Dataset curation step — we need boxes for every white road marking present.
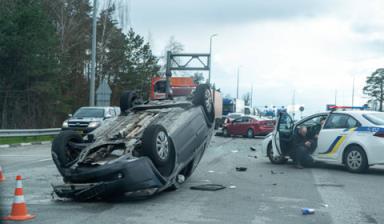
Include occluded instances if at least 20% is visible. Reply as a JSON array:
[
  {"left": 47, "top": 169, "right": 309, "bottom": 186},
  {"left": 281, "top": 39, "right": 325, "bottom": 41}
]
[{"left": 38, "top": 158, "right": 51, "bottom": 162}]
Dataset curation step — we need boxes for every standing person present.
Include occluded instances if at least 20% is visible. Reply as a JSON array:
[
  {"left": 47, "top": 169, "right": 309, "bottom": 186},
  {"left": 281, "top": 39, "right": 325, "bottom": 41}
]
[{"left": 293, "top": 126, "right": 315, "bottom": 169}]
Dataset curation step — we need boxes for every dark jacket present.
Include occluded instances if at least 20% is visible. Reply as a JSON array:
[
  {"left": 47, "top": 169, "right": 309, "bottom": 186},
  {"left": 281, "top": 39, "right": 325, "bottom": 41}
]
[{"left": 294, "top": 133, "right": 317, "bottom": 154}]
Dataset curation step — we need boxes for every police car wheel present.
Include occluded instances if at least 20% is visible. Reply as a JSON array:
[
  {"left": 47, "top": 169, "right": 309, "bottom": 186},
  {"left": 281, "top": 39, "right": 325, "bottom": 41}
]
[
  {"left": 267, "top": 142, "right": 287, "bottom": 164},
  {"left": 344, "top": 146, "right": 368, "bottom": 173}
]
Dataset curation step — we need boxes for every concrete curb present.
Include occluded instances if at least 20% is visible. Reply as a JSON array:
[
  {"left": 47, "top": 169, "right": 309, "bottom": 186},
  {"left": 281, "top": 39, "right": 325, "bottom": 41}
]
[{"left": 0, "top": 141, "right": 51, "bottom": 148}]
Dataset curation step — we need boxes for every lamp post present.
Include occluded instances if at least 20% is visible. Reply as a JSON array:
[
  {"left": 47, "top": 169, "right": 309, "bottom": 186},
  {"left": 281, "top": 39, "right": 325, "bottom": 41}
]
[
  {"left": 89, "top": 0, "right": 97, "bottom": 106},
  {"left": 208, "top": 34, "right": 218, "bottom": 84}
]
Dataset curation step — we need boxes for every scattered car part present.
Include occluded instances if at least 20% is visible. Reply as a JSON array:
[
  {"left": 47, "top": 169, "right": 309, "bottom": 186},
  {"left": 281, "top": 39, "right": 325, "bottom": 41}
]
[
  {"left": 235, "top": 167, "right": 247, "bottom": 172},
  {"left": 190, "top": 184, "right": 226, "bottom": 191}
]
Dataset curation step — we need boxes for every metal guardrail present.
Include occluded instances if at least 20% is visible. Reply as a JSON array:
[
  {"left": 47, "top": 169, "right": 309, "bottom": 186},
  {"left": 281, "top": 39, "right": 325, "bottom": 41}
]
[{"left": 0, "top": 128, "right": 61, "bottom": 137}]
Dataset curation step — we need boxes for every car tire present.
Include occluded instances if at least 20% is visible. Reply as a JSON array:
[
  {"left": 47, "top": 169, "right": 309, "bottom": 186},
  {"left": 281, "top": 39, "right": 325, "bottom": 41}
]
[
  {"left": 343, "top": 145, "right": 368, "bottom": 173},
  {"left": 267, "top": 142, "right": 287, "bottom": 164},
  {"left": 247, "top": 129, "right": 254, "bottom": 138},
  {"left": 52, "top": 131, "right": 83, "bottom": 169},
  {"left": 193, "top": 84, "right": 214, "bottom": 125},
  {"left": 223, "top": 128, "right": 229, "bottom": 137},
  {"left": 120, "top": 91, "right": 138, "bottom": 113},
  {"left": 142, "top": 125, "right": 173, "bottom": 168}
]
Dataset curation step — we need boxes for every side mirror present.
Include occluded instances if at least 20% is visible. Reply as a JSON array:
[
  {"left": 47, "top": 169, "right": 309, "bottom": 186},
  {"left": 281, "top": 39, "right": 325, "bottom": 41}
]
[{"left": 68, "top": 114, "right": 72, "bottom": 118}]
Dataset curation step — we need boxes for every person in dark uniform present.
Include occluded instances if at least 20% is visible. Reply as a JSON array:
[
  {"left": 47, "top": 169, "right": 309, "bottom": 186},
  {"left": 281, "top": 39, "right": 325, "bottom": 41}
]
[
  {"left": 293, "top": 126, "right": 316, "bottom": 169},
  {"left": 314, "top": 117, "right": 327, "bottom": 140}
]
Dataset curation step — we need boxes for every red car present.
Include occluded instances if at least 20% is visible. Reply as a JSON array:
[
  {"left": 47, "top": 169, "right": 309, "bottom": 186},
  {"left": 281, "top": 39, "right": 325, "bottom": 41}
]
[{"left": 222, "top": 116, "right": 275, "bottom": 138}]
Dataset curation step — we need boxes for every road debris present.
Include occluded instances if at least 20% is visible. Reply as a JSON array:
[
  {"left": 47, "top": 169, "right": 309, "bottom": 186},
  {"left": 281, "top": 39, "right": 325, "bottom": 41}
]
[
  {"left": 236, "top": 167, "right": 247, "bottom": 172},
  {"left": 249, "top": 147, "right": 256, "bottom": 151},
  {"left": 231, "top": 150, "right": 239, "bottom": 153},
  {"left": 208, "top": 170, "right": 215, "bottom": 173},
  {"left": 272, "top": 183, "right": 277, "bottom": 186},
  {"left": 190, "top": 184, "right": 226, "bottom": 191},
  {"left": 248, "top": 155, "right": 258, "bottom": 159},
  {"left": 301, "top": 208, "right": 315, "bottom": 215},
  {"left": 215, "top": 132, "right": 223, "bottom": 137},
  {"left": 321, "top": 203, "right": 329, "bottom": 208},
  {"left": 228, "top": 185, "right": 237, "bottom": 189},
  {"left": 271, "top": 170, "right": 277, "bottom": 174}
]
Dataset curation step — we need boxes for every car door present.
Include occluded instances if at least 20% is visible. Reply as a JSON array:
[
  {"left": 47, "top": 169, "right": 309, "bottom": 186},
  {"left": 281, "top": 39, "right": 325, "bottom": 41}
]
[
  {"left": 229, "top": 117, "right": 243, "bottom": 135},
  {"left": 316, "top": 113, "right": 361, "bottom": 158},
  {"left": 272, "top": 112, "right": 294, "bottom": 155},
  {"left": 240, "top": 117, "right": 250, "bottom": 135}
]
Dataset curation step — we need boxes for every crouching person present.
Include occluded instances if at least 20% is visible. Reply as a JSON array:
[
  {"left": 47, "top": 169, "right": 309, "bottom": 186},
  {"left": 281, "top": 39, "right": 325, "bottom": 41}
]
[{"left": 293, "top": 126, "right": 316, "bottom": 169}]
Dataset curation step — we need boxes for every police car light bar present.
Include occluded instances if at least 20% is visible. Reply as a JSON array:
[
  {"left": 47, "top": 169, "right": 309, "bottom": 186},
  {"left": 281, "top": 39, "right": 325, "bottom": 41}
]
[{"left": 329, "top": 105, "right": 368, "bottom": 111}]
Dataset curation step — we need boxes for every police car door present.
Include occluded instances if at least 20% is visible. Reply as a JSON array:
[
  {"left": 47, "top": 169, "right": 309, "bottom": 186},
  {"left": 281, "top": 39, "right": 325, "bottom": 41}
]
[
  {"left": 272, "top": 112, "right": 294, "bottom": 155},
  {"left": 316, "top": 113, "right": 359, "bottom": 159}
]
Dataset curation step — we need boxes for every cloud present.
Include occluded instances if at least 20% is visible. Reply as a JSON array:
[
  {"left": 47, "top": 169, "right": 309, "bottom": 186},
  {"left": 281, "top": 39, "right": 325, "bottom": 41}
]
[
  {"left": 130, "top": 0, "right": 338, "bottom": 28},
  {"left": 123, "top": 0, "right": 384, "bottom": 115}
]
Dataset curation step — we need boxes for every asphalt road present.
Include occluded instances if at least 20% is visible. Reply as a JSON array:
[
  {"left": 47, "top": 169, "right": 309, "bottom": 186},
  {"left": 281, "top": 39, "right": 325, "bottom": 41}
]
[{"left": 1, "top": 135, "right": 384, "bottom": 224}]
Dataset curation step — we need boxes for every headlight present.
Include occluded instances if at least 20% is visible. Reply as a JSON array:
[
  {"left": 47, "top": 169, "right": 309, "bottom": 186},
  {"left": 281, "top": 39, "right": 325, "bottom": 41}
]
[
  {"left": 88, "top": 121, "right": 101, "bottom": 128},
  {"left": 62, "top": 120, "right": 68, "bottom": 128}
]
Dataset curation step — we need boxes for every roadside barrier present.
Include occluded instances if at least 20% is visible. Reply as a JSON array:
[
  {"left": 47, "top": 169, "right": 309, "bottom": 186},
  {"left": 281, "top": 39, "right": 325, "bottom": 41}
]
[
  {"left": 2, "top": 175, "right": 35, "bottom": 221},
  {"left": 0, "top": 128, "right": 60, "bottom": 137}
]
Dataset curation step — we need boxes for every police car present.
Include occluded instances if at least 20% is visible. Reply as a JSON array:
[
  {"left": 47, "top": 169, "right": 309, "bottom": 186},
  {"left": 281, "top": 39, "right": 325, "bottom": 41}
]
[{"left": 261, "top": 107, "right": 384, "bottom": 173}]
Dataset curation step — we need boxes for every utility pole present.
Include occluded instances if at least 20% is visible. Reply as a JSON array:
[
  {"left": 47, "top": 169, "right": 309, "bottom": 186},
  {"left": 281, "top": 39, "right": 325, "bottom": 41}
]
[
  {"left": 208, "top": 34, "right": 218, "bottom": 85},
  {"left": 292, "top": 89, "right": 296, "bottom": 120},
  {"left": 250, "top": 84, "right": 253, "bottom": 107},
  {"left": 335, "top": 89, "right": 337, "bottom": 105},
  {"left": 89, "top": 0, "right": 97, "bottom": 106},
  {"left": 352, "top": 75, "right": 355, "bottom": 107},
  {"left": 236, "top": 67, "right": 240, "bottom": 99}
]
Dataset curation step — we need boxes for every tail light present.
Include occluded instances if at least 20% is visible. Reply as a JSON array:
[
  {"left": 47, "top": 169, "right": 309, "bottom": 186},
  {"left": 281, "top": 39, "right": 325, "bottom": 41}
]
[{"left": 374, "top": 132, "right": 384, "bottom": 138}]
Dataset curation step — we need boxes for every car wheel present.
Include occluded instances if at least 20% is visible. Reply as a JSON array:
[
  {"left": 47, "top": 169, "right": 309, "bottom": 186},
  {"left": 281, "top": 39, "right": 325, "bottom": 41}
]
[
  {"left": 223, "top": 128, "right": 229, "bottom": 137},
  {"left": 267, "top": 142, "right": 287, "bottom": 164},
  {"left": 119, "top": 91, "right": 138, "bottom": 113},
  {"left": 247, "top": 129, "right": 254, "bottom": 138},
  {"left": 193, "top": 84, "right": 214, "bottom": 125},
  {"left": 52, "top": 131, "right": 83, "bottom": 169},
  {"left": 344, "top": 146, "right": 368, "bottom": 173},
  {"left": 142, "top": 125, "right": 173, "bottom": 168}
]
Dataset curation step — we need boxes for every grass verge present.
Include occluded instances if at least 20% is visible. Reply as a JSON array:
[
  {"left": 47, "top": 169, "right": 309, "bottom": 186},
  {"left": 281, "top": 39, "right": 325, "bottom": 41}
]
[{"left": 0, "top": 135, "right": 54, "bottom": 145}]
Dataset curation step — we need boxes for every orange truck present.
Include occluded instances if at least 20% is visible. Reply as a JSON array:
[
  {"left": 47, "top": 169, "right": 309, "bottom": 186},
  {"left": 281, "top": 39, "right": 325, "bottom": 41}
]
[{"left": 150, "top": 76, "right": 222, "bottom": 117}]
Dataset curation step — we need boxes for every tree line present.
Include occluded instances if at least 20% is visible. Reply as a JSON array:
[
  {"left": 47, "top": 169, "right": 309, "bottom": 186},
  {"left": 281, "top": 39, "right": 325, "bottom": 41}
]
[{"left": 0, "top": 0, "right": 160, "bottom": 128}]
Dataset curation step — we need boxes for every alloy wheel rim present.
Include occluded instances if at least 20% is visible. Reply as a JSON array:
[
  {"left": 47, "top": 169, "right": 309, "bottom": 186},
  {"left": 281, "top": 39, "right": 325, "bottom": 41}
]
[
  {"left": 156, "top": 131, "right": 169, "bottom": 160},
  {"left": 347, "top": 150, "right": 362, "bottom": 169}
]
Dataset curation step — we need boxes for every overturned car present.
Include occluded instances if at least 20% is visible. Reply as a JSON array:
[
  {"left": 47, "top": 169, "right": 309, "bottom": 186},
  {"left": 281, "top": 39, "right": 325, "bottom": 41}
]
[{"left": 51, "top": 84, "right": 215, "bottom": 200}]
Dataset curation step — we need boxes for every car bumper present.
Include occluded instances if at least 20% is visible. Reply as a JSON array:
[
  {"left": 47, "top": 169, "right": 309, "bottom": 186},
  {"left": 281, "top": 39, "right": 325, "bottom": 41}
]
[
  {"left": 53, "top": 157, "right": 167, "bottom": 200},
  {"left": 61, "top": 127, "right": 96, "bottom": 134},
  {"left": 255, "top": 127, "right": 274, "bottom": 135}
]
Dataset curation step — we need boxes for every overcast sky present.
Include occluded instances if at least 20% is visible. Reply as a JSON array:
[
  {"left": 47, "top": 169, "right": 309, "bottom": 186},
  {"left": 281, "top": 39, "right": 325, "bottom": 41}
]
[{"left": 114, "top": 0, "right": 384, "bottom": 114}]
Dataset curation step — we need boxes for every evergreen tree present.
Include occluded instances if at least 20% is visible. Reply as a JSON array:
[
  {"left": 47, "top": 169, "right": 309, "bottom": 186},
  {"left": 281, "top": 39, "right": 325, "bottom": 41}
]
[
  {"left": 0, "top": 0, "right": 60, "bottom": 128},
  {"left": 363, "top": 68, "right": 384, "bottom": 111}
]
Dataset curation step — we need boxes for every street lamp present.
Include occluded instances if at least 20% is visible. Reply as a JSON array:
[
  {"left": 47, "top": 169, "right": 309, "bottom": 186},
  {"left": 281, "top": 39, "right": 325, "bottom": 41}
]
[
  {"left": 89, "top": 0, "right": 97, "bottom": 106},
  {"left": 208, "top": 33, "right": 218, "bottom": 84}
]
